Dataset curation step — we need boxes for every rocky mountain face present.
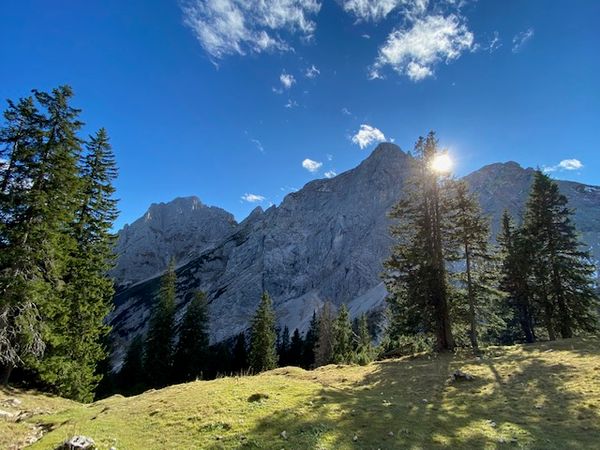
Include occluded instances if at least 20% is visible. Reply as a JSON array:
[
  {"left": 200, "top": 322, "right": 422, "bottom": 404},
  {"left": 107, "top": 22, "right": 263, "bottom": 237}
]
[
  {"left": 112, "top": 196, "right": 237, "bottom": 286},
  {"left": 108, "top": 144, "right": 600, "bottom": 367}
]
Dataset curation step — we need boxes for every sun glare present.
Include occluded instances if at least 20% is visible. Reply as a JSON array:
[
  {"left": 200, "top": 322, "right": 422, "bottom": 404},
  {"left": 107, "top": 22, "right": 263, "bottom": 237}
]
[{"left": 430, "top": 153, "right": 453, "bottom": 173}]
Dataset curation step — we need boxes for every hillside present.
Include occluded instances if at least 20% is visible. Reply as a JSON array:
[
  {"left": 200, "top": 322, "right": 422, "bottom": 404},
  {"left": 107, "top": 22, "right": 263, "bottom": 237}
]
[{"left": 2, "top": 337, "right": 599, "bottom": 449}]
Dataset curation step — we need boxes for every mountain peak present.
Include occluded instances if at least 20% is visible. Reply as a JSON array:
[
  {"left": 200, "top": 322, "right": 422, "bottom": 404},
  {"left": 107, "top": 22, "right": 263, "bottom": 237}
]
[{"left": 367, "top": 142, "right": 405, "bottom": 161}]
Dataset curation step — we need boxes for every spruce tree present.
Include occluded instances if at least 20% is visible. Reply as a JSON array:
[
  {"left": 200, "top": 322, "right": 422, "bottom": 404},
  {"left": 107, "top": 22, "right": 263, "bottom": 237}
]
[
  {"left": 302, "top": 311, "right": 318, "bottom": 368},
  {"left": 232, "top": 332, "right": 248, "bottom": 373},
  {"left": 497, "top": 211, "right": 536, "bottom": 342},
  {"left": 332, "top": 304, "right": 353, "bottom": 364},
  {"left": 173, "top": 291, "right": 210, "bottom": 382},
  {"left": 248, "top": 292, "right": 277, "bottom": 373},
  {"left": 278, "top": 325, "right": 290, "bottom": 366},
  {"left": 354, "top": 313, "right": 373, "bottom": 365},
  {"left": 144, "top": 259, "right": 177, "bottom": 387},
  {"left": 315, "top": 302, "right": 335, "bottom": 366},
  {"left": 383, "top": 132, "right": 456, "bottom": 351},
  {"left": 0, "top": 87, "right": 82, "bottom": 386},
  {"left": 523, "top": 171, "right": 599, "bottom": 338},
  {"left": 288, "top": 329, "right": 304, "bottom": 367},
  {"left": 118, "top": 335, "right": 146, "bottom": 395},
  {"left": 449, "top": 181, "right": 502, "bottom": 350}
]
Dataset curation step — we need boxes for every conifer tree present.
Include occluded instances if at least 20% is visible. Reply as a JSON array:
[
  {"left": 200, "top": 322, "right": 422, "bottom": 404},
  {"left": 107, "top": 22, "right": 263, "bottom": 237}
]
[
  {"left": 332, "top": 304, "right": 353, "bottom": 364},
  {"left": 523, "top": 171, "right": 599, "bottom": 338},
  {"left": 383, "top": 132, "right": 456, "bottom": 351},
  {"left": 315, "top": 302, "right": 335, "bottom": 366},
  {"left": 144, "top": 259, "right": 177, "bottom": 387},
  {"left": 302, "top": 311, "right": 318, "bottom": 368},
  {"left": 231, "top": 332, "right": 248, "bottom": 373},
  {"left": 497, "top": 211, "right": 536, "bottom": 342},
  {"left": 278, "top": 325, "right": 290, "bottom": 366},
  {"left": 354, "top": 313, "right": 373, "bottom": 364},
  {"left": 248, "top": 292, "right": 277, "bottom": 373},
  {"left": 288, "top": 329, "right": 304, "bottom": 367},
  {"left": 449, "top": 181, "right": 502, "bottom": 350},
  {"left": 0, "top": 87, "right": 82, "bottom": 386},
  {"left": 173, "top": 292, "right": 210, "bottom": 382},
  {"left": 118, "top": 335, "right": 145, "bottom": 395}
]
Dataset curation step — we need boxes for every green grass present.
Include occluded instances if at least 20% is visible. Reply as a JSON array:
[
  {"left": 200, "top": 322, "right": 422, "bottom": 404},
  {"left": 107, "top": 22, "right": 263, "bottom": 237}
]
[{"left": 2, "top": 337, "right": 600, "bottom": 449}]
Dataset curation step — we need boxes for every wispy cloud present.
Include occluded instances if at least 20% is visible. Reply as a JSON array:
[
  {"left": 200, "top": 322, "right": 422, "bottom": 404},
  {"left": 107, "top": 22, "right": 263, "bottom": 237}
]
[
  {"left": 342, "top": 0, "right": 428, "bottom": 23},
  {"left": 352, "top": 124, "right": 386, "bottom": 149},
  {"left": 341, "top": 107, "right": 352, "bottom": 116},
  {"left": 324, "top": 170, "right": 337, "bottom": 178},
  {"left": 369, "top": 14, "right": 474, "bottom": 81},
  {"left": 250, "top": 138, "right": 265, "bottom": 153},
  {"left": 284, "top": 99, "right": 299, "bottom": 108},
  {"left": 181, "top": 0, "right": 321, "bottom": 60},
  {"left": 512, "top": 28, "right": 534, "bottom": 53},
  {"left": 241, "top": 193, "right": 266, "bottom": 202},
  {"left": 326, "top": 153, "right": 333, "bottom": 161},
  {"left": 305, "top": 64, "right": 320, "bottom": 78},
  {"left": 543, "top": 159, "right": 584, "bottom": 173},
  {"left": 302, "top": 158, "right": 323, "bottom": 172}
]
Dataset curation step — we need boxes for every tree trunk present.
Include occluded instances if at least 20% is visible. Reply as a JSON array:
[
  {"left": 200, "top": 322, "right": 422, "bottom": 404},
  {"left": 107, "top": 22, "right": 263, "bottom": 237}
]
[{"left": 464, "top": 243, "right": 478, "bottom": 350}]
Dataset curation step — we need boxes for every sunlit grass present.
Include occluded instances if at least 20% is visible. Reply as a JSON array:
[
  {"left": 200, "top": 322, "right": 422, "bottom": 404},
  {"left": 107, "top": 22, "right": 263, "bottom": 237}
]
[{"left": 2, "top": 337, "right": 599, "bottom": 449}]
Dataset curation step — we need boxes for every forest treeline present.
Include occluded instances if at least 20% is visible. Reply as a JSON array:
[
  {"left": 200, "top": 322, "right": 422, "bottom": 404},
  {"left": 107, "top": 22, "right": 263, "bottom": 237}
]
[{"left": 1, "top": 88, "right": 598, "bottom": 402}]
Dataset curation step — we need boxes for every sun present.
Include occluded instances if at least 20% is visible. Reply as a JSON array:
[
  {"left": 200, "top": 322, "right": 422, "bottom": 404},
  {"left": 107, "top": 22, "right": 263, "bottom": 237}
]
[{"left": 430, "top": 153, "right": 453, "bottom": 173}]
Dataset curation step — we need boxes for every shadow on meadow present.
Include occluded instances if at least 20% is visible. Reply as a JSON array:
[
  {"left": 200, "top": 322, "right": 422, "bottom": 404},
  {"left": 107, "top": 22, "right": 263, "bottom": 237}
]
[{"left": 228, "top": 340, "right": 600, "bottom": 449}]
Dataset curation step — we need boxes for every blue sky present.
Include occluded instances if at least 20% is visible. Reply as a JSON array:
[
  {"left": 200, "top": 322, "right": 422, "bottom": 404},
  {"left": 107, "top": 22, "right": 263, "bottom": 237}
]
[{"left": 1, "top": 0, "right": 599, "bottom": 229}]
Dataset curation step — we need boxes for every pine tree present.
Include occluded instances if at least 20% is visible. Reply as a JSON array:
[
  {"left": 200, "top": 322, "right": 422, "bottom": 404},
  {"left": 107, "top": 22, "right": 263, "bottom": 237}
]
[
  {"left": 315, "top": 302, "right": 335, "bottom": 366},
  {"left": 497, "top": 211, "right": 536, "bottom": 343},
  {"left": 248, "top": 292, "right": 277, "bottom": 373},
  {"left": 288, "top": 329, "right": 304, "bottom": 367},
  {"left": 144, "top": 259, "right": 177, "bottom": 387},
  {"left": 173, "top": 291, "right": 210, "bottom": 382},
  {"left": 383, "top": 132, "right": 456, "bottom": 351},
  {"left": 523, "top": 171, "right": 599, "bottom": 338},
  {"left": 302, "top": 311, "right": 318, "bottom": 368},
  {"left": 0, "top": 87, "right": 82, "bottom": 386},
  {"left": 38, "top": 128, "right": 118, "bottom": 401},
  {"left": 278, "top": 325, "right": 290, "bottom": 366},
  {"left": 118, "top": 335, "right": 145, "bottom": 395},
  {"left": 332, "top": 304, "right": 353, "bottom": 364},
  {"left": 449, "top": 181, "right": 503, "bottom": 350},
  {"left": 231, "top": 332, "right": 248, "bottom": 373}
]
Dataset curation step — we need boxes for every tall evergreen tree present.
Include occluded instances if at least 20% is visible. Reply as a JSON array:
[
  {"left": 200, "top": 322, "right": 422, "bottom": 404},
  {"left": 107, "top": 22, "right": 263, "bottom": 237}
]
[
  {"left": 383, "top": 132, "right": 456, "bottom": 351},
  {"left": 118, "top": 335, "right": 146, "bottom": 395},
  {"left": 497, "top": 211, "right": 536, "bottom": 343},
  {"left": 332, "top": 304, "right": 353, "bottom": 364},
  {"left": 144, "top": 259, "right": 177, "bottom": 387},
  {"left": 173, "top": 291, "right": 210, "bottom": 382},
  {"left": 315, "top": 302, "right": 335, "bottom": 366},
  {"left": 278, "top": 325, "right": 290, "bottom": 366},
  {"left": 288, "top": 329, "right": 304, "bottom": 367},
  {"left": 302, "top": 311, "right": 318, "bottom": 368},
  {"left": 232, "top": 332, "right": 248, "bottom": 373},
  {"left": 248, "top": 292, "right": 277, "bottom": 373},
  {"left": 523, "top": 171, "right": 599, "bottom": 338},
  {"left": 39, "top": 128, "right": 118, "bottom": 401},
  {"left": 0, "top": 87, "right": 83, "bottom": 386},
  {"left": 353, "top": 313, "right": 373, "bottom": 365},
  {"left": 449, "top": 181, "right": 502, "bottom": 350}
]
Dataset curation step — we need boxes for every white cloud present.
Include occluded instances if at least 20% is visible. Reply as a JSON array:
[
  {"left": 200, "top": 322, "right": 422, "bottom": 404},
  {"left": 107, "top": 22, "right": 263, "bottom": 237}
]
[
  {"left": 341, "top": 107, "right": 352, "bottom": 116},
  {"left": 352, "top": 124, "right": 386, "bottom": 149},
  {"left": 487, "top": 31, "right": 501, "bottom": 53},
  {"left": 326, "top": 153, "right": 333, "bottom": 161},
  {"left": 305, "top": 64, "right": 320, "bottom": 78},
  {"left": 512, "top": 28, "right": 534, "bottom": 53},
  {"left": 362, "top": 33, "right": 371, "bottom": 39},
  {"left": 284, "top": 99, "right": 299, "bottom": 108},
  {"left": 250, "top": 138, "right": 265, "bottom": 153},
  {"left": 241, "top": 193, "right": 266, "bottom": 202},
  {"left": 280, "top": 72, "right": 296, "bottom": 89},
  {"left": 302, "top": 158, "right": 323, "bottom": 172},
  {"left": 181, "top": 0, "right": 321, "bottom": 59},
  {"left": 369, "top": 14, "right": 474, "bottom": 81},
  {"left": 324, "top": 170, "right": 337, "bottom": 178},
  {"left": 544, "top": 159, "right": 584, "bottom": 173},
  {"left": 342, "top": 0, "right": 428, "bottom": 23}
]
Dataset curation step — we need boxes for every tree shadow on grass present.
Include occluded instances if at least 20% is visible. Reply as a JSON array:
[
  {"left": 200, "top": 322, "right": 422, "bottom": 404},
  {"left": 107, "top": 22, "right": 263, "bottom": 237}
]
[{"left": 226, "top": 342, "right": 600, "bottom": 449}]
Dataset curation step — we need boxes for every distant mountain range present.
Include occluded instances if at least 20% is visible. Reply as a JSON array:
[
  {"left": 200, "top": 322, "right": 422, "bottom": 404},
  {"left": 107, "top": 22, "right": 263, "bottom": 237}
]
[{"left": 108, "top": 144, "right": 600, "bottom": 367}]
